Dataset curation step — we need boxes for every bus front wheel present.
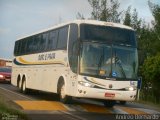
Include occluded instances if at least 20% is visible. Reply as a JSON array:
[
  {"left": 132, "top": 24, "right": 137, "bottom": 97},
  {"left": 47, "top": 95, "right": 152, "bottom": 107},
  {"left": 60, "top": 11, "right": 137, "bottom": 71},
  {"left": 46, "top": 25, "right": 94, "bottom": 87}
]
[{"left": 59, "top": 81, "right": 72, "bottom": 104}]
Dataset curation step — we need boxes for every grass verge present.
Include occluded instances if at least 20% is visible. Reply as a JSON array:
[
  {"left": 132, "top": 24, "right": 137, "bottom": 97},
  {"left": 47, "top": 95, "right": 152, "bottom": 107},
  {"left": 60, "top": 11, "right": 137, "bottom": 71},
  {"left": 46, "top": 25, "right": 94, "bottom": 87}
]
[
  {"left": 136, "top": 99, "right": 160, "bottom": 112},
  {"left": 0, "top": 96, "right": 28, "bottom": 120}
]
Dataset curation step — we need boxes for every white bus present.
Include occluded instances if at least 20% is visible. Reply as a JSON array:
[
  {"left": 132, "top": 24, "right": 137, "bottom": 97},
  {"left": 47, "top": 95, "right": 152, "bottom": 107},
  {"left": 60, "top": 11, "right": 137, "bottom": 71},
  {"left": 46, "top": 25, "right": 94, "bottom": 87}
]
[{"left": 12, "top": 20, "right": 138, "bottom": 107}]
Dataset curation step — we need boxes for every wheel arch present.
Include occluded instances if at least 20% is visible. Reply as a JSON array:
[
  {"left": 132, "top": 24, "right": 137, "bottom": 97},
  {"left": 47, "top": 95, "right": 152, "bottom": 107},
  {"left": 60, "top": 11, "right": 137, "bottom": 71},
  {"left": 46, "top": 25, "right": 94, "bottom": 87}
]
[
  {"left": 57, "top": 75, "right": 67, "bottom": 94},
  {"left": 17, "top": 74, "right": 22, "bottom": 87},
  {"left": 22, "top": 74, "right": 27, "bottom": 87}
]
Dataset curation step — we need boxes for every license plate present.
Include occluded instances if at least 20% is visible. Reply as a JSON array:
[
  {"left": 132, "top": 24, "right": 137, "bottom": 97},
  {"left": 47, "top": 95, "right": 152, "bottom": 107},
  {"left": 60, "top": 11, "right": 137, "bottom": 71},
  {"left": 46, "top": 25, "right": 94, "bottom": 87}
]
[{"left": 105, "top": 92, "right": 115, "bottom": 97}]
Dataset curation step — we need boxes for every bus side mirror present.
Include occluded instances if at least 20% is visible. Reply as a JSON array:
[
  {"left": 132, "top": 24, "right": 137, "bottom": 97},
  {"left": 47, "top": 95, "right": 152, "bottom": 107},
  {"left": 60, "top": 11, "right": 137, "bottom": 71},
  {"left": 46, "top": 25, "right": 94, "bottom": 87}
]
[{"left": 137, "top": 77, "right": 142, "bottom": 90}]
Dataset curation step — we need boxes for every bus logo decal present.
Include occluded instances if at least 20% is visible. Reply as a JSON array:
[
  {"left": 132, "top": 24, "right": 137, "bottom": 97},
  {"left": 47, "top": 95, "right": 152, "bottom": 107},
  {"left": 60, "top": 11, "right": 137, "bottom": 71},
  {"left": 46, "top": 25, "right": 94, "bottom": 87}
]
[
  {"left": 38, "top": 53, "right": 55, "bottom": 61},
  {"left": 13, "top": 57, "right": 66, "bottom": 66}
]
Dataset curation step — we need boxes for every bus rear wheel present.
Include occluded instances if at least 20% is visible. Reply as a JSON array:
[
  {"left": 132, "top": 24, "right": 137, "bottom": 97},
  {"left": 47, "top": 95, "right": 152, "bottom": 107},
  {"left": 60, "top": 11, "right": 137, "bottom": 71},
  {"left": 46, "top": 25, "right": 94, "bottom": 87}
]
[
  {"left": 103, "top": 100, "right": 116, "bottom": 108},
  {"left": 21, "top": 80, "right": 29, "bottom": 94},
  {"left": 18, "top": 80, "right": 22, "bottom": 89},
  {"left": 59, "top": 81, "right": 72, "bottom": 104}
]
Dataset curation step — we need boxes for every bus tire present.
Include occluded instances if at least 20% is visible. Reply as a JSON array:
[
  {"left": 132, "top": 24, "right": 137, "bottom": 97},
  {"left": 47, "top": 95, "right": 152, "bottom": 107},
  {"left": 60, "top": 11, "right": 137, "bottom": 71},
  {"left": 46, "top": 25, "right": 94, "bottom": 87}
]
[
  {"left": 59, "top": 80, "right": 72, "bottom": 104},
  {"left": 17, "top": 75, "right": 21, "bottom": 89},
  {"left": 21, "top": 79, "right": 29, "bottom": 94},
  {"left": 103, "top": 100, "right": 116, "bottom": 108},
  {"left": 18, "top": 80, "right": 22, "bottom": 90}
]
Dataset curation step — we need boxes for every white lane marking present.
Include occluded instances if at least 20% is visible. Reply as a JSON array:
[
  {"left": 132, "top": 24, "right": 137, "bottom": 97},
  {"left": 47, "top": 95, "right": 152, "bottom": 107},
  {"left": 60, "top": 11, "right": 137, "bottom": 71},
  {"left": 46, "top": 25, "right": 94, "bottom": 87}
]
[
  {"left": 0, "top": 86, "right": 32, "bottom": 100},
  {"left": 111, "top": 107, "right": 128, "bottom": 114}
]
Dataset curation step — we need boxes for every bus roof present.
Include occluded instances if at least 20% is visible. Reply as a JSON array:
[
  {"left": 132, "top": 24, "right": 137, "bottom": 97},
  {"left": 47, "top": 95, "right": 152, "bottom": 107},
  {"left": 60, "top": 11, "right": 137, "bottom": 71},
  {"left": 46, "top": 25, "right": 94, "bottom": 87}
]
[{"left": 17, "top": 20, "right": 134, "bottom": 40}]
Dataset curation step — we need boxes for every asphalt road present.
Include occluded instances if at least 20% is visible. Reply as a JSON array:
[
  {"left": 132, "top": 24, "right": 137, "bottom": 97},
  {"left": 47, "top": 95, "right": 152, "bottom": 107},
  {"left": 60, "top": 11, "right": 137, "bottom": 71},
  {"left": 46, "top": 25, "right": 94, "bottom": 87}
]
[{"left": 0, "top": 83, "right": 160, "bottom": 120}]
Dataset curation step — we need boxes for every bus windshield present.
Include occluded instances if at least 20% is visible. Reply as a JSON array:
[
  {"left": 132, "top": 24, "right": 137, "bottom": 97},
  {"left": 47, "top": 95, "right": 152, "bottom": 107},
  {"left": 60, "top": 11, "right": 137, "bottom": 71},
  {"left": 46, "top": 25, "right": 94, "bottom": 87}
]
[
  {"left": 79, "top": 24, "right": 138, "bottom": 80},
  {"left": 80, "top": 43, "right": 138, "bottom": 79}
]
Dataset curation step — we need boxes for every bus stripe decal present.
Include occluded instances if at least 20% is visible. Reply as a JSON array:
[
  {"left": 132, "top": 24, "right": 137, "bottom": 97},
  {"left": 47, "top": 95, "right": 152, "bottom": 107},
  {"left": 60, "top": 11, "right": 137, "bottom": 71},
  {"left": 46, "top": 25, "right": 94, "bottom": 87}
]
[
  {"left": 84, "top": 77, "right": 106, "bottom": 87},
  {"left": 13, "top": 58, "right": 66, "bottom": 66}
]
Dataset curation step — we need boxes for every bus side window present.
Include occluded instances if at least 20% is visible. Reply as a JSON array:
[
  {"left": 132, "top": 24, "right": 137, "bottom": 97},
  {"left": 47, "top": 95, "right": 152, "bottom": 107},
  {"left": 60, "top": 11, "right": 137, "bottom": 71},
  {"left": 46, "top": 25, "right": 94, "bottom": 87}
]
[
  {"left": 31, "top": 35, "right": 39, "bottom": 53},
  {"left": 14, "top": 41, "right": 20, "bottom": 56},
  {"left": 57, "top": 26, "right": 68, "bottom": 50},
  {"left": 26, "top": 37, "right": 34, "bottom": 54},
  {"left": 34, "top": 34, "right": 42, "bottom": 53},
  {"left": 31, "top": 36, "right": 37, "bottom": 53},
  {"left": 40, "top": 33, "right": 48, "bottom": 51},
  {"left": 47, "top": 30, "right": 58, "bottom": 51},
  {"left": 21, "top": 39, "right": 27, "bottom": 55},
  {"left": 18, "top": 41, "right": 23, "bottom": 56}
]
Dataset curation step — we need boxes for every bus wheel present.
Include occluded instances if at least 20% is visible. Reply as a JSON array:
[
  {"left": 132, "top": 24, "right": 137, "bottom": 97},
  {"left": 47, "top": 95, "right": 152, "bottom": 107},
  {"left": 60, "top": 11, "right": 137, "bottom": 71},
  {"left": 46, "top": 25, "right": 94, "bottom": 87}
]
[
  {"left": 59, "top": 81, "right": 72, "bottom": 104},
  {"left": 18, "top": 80, "right": 22, "bottom": 89},
  {"left": 103, "top": 100, "right": 116, "bottom": 108},
  {"left": 21, "top": 80, "right": 28, "bottom": 94}
]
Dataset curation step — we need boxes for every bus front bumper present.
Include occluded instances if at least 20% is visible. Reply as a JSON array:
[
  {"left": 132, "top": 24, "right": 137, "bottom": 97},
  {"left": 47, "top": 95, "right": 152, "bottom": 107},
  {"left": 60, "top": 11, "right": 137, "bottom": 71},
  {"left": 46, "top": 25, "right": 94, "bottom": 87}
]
[{"left": 75, "top": 86, "right": 137, "bottom": 101}]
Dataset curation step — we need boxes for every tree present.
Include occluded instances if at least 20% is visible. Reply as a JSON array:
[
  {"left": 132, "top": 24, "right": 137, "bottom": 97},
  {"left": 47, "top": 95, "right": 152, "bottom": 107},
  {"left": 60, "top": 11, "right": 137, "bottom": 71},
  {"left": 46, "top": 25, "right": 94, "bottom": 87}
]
[
  {"left": 138, "top": 21, "right": 152, "bottom": 64},
  {"left": 141, "top": 1, "right": 160, "bottom": 103},
  {"left": 142, "top": 53, "right": 160, "bottom": 103},
  {"left": 148, "top": 1, "right": 160, "bottom": 54},
  {"left": 88, "top": 0, "right": 122, "bottom": 22},
  {"left": 123, "top": 6, "right": 131, "bottom": 26},
  {"left": 88, "top": 0, "right": 101, "bottom": 20},
  {"left": 123, "top": 7, "right": 145, "bottom": 65},
  {"left": 131, "top": 9, "right": 142, "bottom": 32},
  {"left": 123, "top": 7, "right": 142, "bottom": 38},
  {"left": 109, "top": 0, "right": 122, "bottom": 22},
  {"left": 99, "top": 0, "right": 108, "bottom": 21},
  {"left": 76, "top": 12, "right": 85, "bottom": 20}
]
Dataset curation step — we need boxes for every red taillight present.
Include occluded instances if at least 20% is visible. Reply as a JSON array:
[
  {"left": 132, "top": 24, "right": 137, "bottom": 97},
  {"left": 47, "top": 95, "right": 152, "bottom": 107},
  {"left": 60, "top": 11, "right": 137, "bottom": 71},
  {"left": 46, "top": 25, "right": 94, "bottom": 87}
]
[{"left": 0, "top": 74, "right": 4, "bottom": 78}]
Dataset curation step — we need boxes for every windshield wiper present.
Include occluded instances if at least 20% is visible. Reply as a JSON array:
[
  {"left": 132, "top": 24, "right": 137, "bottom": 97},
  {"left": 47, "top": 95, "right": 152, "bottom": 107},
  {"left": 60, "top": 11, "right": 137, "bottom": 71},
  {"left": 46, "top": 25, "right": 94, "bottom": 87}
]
[
  {"left": 98, "top": 48, "right": 105, "bottom": 74},
  {"left": 115, "top": 56, "right": 126, "bottom": 78}
]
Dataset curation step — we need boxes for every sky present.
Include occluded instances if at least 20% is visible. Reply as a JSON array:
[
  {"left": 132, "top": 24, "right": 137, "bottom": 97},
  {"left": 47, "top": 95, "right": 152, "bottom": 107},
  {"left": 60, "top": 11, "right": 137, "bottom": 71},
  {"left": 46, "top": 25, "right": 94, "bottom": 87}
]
[{"left": 0, "top": 0, "right": 160, "bottom": 59}]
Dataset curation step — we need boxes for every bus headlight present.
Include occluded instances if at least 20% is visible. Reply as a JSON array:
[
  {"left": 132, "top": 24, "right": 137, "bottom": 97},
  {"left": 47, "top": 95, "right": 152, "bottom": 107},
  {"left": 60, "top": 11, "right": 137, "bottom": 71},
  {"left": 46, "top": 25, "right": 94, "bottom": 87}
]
[
  {"left": 126, "top": 86, "right": 136, "bottom": 91},
  {"left": 129, "top": 87, "right": 134, "bottom": 91},
  {"left": 78, "top": 81, "right": 95, "bottom": 88}
]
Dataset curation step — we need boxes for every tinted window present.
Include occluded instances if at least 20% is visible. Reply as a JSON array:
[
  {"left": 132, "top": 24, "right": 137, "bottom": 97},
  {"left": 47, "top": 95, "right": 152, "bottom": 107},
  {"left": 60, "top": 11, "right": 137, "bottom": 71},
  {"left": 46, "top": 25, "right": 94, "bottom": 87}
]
[
  {"left": 33, "top": 36, "right": 38, "bottom": 52},
  {"left": 14, "top": 41, "right": 20, "bottom": 56},
  {"left": 47, "top": 30, "right": 58, "bottom": 51},
  {"left": 57, "top": 26, "right": 68, "bottom": 50},
  {"left": 14, "top": 25, "right": 69, "bottom": 56},
  {"left": 26, "top": 37, "right": 34, "bottom": 54},
  {"left": 21, "top": 39, "right": 27, "bottom": 54},
  {"left": 17, "top": 41, "right": 22, "bottom": 55},
  {"left": 40, "top": 33, "right": 47, "bottom": 51},
  {"left": 80, "top": 24, "right": 136, "bottom": 47},
  {"left": 34, "top": 35, "right": 42, "bottom": 52},
  {"left": 68, "top": 24, "right": 78, "bottom": 73}
]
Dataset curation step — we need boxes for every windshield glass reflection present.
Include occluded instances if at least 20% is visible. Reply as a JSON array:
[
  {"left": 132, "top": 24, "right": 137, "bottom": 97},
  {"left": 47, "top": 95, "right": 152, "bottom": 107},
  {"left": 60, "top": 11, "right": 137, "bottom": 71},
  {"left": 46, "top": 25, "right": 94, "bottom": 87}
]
[{"left": 80, "top": 42, "right": 138, "bottom": 79}]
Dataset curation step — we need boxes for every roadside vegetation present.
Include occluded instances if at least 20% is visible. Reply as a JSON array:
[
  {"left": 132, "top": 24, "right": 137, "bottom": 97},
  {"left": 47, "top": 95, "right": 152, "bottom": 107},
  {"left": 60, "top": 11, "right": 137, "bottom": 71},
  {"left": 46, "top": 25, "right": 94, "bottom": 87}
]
[
  {"left": 138, "top": 95, "right": 160, "bottom": 111},
  {"left": 0, "top": 95, "right": 28, "bottom": 120},
  {"left": 77, "top": 0, "right": 160, "bottom": 105}
]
